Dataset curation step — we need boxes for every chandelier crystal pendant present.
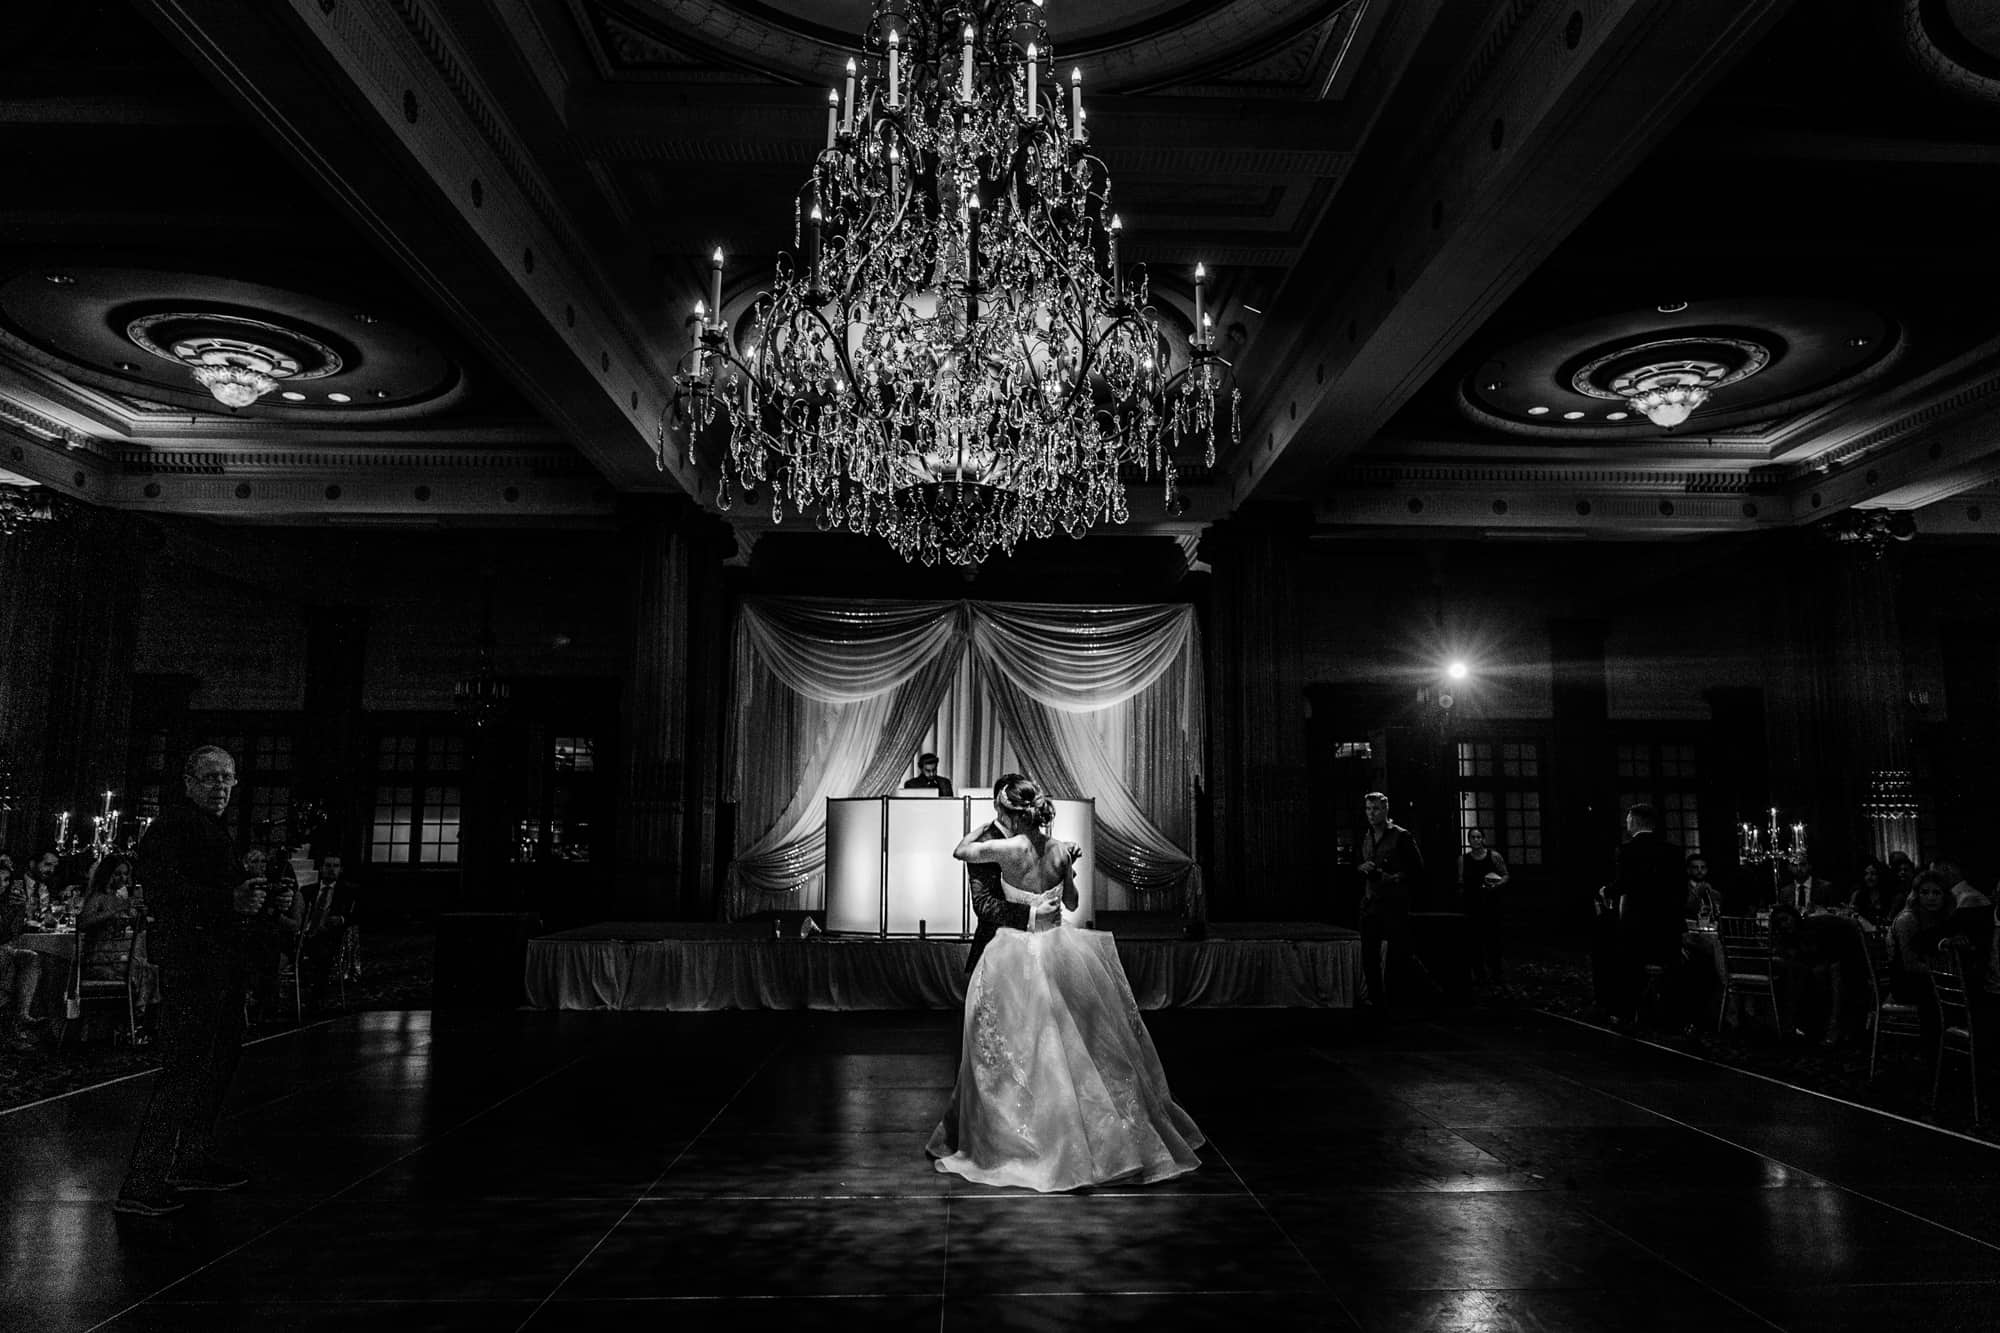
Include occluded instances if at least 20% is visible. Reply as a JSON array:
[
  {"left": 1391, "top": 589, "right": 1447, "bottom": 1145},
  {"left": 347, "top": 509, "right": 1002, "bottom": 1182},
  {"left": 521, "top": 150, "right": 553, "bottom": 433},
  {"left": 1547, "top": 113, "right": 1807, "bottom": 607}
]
[{"left": 668, "top": 0, "right": 1240, "bottom": 567}]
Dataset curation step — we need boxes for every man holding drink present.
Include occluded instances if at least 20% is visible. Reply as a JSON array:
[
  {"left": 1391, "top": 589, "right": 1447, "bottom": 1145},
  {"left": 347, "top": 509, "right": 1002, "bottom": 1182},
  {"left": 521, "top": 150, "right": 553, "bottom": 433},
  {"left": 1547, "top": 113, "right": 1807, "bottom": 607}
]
[{"left": 116, "top": 745, "right": 293, "bottom": 1217}]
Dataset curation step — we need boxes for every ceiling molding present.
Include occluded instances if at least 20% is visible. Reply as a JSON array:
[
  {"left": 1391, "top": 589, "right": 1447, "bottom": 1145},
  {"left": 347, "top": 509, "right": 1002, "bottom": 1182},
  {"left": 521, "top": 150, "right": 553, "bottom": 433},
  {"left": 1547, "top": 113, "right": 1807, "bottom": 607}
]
[
  {"left": 1313, "top": 485, "right": 1781, "bottom": 538},
  {"left": 1234, "top": 0, "right": 1797, "bottom": 503},
  {"left": 1327, "top": 462, "right": 1772, "bottom": 495},
  {"left": 134, "top": 0, "right": 689, "bottom": 495},
  {"left": 119, "top": 446, "right": 594, "bottom": 477},
  {"left": 101, "top": 468, "right": 612, "bottom": 523}
]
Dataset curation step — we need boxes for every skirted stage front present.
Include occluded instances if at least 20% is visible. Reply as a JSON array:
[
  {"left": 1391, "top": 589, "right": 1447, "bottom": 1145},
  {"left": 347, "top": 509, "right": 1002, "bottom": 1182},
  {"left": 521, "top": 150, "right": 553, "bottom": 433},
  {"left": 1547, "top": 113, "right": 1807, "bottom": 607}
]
[{"left": 524, "top": 921, "right": 1359, "bottom": 1012}]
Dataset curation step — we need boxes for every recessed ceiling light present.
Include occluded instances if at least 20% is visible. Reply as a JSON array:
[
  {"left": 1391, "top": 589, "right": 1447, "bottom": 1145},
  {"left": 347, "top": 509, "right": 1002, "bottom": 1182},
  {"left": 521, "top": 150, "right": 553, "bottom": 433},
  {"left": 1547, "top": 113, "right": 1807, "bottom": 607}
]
[
  {"left": 1656, "top": 300, "right": 1688, "bottom": 313},
  {"left": 1562, "top": 410, "right": 1585, "bottom": 420},
  {"left": 1606, "top": 411, "right": 1629, "bottom": 420},
  {"left": 280, "top": 391, "right": 307, "bottom": 401},
  {"left": 372, "top": 389, "right": 391, "bottom": 399},
  {"left": 44, "top": 273, "right": 77, "bottom": 286},
  {"left": 326, "top": 392, "right": 352, "bottom": 403},
  {"left": 1527, "top": 405, "right": 1550, "bottom": 415},
  {"left": 113, "top": 361, "right": 139, "bottom": 372}
]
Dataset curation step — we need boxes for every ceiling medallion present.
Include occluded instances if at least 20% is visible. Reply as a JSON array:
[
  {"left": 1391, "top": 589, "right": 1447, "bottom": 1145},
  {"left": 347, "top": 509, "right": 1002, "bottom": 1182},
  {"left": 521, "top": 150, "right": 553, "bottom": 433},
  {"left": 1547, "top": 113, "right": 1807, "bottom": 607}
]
[
  {"left": 666, "top": 0, "right": 1240, "bottom": 567},
  {"left": 126, "top": 312, "right": 343, "bottom": 409},
  {"left": 1570, "top": 335, "right": 1770, "bottom": 429}
]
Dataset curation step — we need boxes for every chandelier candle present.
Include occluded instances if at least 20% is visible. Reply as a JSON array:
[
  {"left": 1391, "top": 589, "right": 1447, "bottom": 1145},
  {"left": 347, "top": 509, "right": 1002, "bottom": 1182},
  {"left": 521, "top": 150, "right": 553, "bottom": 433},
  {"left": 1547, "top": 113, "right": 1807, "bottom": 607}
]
[{"left": 667, "top": 0, "right": 1242, "bottom": 566}]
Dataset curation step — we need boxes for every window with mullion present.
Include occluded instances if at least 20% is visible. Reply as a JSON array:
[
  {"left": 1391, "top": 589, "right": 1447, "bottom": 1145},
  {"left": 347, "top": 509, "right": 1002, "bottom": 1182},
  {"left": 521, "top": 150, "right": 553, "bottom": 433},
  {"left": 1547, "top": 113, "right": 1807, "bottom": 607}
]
[
  {"left": 1455, "top": 738, "right": 1546, "bottom": 865},
  {"left": 370, "top": 732, "right": 465, "bottom": 865},
  {"left": 1616, "top": 738, "right": 1703, "bottom": 854}
]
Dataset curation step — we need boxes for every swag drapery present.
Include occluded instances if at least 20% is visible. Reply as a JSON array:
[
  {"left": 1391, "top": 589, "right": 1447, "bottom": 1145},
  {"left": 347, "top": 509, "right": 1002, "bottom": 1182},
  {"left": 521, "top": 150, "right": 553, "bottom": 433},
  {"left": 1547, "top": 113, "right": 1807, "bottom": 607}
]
[{"left": 726, "top": 598, "right": 1203, "bottom": 919}]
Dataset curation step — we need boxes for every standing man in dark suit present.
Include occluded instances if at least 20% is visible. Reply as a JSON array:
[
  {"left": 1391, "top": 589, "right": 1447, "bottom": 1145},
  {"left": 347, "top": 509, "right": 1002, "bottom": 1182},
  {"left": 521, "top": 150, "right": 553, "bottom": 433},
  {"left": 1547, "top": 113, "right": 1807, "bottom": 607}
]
[
  {"left": 1606, "top": 802, "right": 1686, "bottom": 1030},
  {"left": 1358, "top": 791, "right": 1425, "bottom": 1012},
  {"left": 116, "top": 745, "right": 291, "bottom": 1216}
]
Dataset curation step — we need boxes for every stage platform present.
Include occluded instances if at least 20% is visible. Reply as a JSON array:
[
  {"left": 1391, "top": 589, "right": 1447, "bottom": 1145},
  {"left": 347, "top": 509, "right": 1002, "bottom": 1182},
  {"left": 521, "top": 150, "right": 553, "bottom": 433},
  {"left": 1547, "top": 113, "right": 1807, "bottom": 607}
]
[{"left": 524, "top": 920, "right": 1359, "bottom": 1012}]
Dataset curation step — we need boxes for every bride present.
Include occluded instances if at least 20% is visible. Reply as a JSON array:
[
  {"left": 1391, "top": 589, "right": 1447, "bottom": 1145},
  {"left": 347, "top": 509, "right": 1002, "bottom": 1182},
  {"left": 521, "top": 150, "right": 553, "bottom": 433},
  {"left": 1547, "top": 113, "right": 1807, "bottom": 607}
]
[{"left": 926, "top": 773, "right": 1204, "bottom": 1192}]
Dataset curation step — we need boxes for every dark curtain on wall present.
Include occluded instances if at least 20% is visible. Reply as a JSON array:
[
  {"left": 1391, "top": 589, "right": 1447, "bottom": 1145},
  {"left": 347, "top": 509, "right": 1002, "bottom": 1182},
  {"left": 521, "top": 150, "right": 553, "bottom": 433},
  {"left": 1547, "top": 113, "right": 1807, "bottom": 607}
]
[{"left": 0, "top": 507, "right": 144, "bottom": 861}]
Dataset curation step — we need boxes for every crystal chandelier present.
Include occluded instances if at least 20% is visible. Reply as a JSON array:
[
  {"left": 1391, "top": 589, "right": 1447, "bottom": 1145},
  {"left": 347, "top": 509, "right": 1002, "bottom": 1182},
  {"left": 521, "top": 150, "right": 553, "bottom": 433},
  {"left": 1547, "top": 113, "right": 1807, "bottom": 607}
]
[{"left": 668, "top": 0, "right": 1239, "bottom": 566}]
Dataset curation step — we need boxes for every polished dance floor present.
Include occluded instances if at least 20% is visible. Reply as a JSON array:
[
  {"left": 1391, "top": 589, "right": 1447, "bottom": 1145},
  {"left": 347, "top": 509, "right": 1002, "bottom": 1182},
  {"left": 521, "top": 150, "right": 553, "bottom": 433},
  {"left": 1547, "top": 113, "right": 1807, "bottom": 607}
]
[{"left": 5, "top": 1007, "right": 1999, "bottom": 1331}]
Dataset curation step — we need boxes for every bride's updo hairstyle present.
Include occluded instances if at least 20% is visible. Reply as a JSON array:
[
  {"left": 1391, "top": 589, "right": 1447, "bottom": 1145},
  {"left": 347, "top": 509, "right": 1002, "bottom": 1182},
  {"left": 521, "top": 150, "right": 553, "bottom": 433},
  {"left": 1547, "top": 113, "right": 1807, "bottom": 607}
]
[{"left": 992, "top": 772, "right": 1056, "bottom": 842}]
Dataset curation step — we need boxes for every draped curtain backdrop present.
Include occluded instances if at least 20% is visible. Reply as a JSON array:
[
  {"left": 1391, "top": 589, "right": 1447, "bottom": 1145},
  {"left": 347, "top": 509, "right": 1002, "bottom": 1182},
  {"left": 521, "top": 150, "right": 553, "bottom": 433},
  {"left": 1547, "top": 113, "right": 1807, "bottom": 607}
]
[{"left": 727, "top": 599, "right": 1203, "bottom": 919}]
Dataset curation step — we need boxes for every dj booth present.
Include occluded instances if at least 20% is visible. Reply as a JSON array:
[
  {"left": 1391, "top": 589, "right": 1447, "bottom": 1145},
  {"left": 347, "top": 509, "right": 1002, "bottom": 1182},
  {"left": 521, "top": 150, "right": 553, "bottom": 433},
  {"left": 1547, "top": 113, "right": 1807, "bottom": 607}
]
[
  {"left": 522, "top": 795, "right": 1358, "bottom": 1010},
  {"left": 823, "top": 793, "right": 1096, "bottom": 935}
]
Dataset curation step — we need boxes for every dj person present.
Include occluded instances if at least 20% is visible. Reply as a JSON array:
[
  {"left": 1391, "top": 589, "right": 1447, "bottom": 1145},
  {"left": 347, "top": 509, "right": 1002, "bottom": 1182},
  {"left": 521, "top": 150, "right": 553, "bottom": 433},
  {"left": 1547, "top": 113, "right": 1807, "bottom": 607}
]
[{"left": 902, "top": 753, "right": 955, "bottom": 798}]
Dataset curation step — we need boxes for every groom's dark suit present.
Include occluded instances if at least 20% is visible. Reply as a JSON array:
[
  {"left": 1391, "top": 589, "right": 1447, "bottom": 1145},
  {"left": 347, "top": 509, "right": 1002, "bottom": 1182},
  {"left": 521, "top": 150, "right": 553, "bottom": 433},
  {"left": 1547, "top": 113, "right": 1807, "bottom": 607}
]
[{"left": 964, "top": 821, "right": 1028, "bottom": 974}]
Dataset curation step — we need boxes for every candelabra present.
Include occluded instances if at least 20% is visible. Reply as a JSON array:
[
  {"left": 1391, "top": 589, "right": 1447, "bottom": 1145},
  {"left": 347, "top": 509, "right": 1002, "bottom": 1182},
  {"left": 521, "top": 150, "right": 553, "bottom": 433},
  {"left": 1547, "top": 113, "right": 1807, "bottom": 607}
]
[
  {"left": 668, "top": 0, "right": 1239, "bottom": 567},
  {"left": 1739, "top": 806, "right": 1809, "bottom": 901}
]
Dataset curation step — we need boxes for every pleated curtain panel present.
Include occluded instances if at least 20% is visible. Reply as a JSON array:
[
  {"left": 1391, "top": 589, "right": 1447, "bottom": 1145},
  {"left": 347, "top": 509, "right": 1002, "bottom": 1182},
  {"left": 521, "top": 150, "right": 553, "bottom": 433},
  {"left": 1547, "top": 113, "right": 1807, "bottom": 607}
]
[{"left": 727, "top": 598, "right": 1204, "bottom": 919}]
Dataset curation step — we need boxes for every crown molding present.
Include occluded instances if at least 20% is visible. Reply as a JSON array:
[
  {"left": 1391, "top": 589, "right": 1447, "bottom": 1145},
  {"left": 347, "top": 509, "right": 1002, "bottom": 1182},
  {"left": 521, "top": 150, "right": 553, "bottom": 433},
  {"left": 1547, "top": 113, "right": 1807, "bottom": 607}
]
[
  {"left": 135, "top": 0, "right": 691, "bottom": 496},
  {"left": 1235, "top": 0, "right": 1795, "bottom": 504}
]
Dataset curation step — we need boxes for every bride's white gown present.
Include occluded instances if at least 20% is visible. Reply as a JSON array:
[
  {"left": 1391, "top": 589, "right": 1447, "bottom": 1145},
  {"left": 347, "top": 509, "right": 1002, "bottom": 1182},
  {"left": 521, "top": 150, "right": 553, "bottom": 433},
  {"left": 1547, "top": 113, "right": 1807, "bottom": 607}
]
[{"left": 927, "top": 883, "right": 1205, "bottom": 1192}]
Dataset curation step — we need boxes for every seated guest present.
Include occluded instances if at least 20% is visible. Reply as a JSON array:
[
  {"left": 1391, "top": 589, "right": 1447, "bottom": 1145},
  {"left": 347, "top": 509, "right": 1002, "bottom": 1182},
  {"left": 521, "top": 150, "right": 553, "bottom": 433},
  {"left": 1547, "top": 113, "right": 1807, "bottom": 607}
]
[
  {"left": 301, "top": 854, "right": 360, "bottom": 1007},
  {"left": 1781, "top": 856, "right": 1842, "bottom": 912},
  {"left": 240, "top": 846, "right": 300, "bottom": 1027},
  {"left": 1768, "top": 902, "right": 1845, "bottom": 1044},
  {"left": 22, "top": 848, "right": 65, "bottom": 926},
  {"left": 1684, "top": 853, "right": 1724, "bottom": 922},
  {"left": 1, "top": 861, "right": 47, "bottom": 1049},
  {"left": 902, "top": 752, "right": 955, "bottom": 798},
  {"left": 1850, "top": 858, "right": 1895, "bottom": 924},
  {"left": 77, "top": 854, "right": 161, "bottom": 1019},
  {"left": 1888, "top": 872, "right": 1954, "bottom": 1004},
  {"left": 1935, "top": 858, "right": 1995, "bottom": 962}
]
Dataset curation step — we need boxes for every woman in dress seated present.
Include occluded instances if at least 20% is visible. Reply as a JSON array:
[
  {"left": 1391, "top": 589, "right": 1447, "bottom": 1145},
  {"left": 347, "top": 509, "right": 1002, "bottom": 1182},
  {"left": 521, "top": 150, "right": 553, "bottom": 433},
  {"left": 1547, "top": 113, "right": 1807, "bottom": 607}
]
[
  {"left": 78, "top": 853, "right": 161, "bottom": 1027},
  {"left": 927, "top": 773, "right": 1204, "bottom": 1193}
]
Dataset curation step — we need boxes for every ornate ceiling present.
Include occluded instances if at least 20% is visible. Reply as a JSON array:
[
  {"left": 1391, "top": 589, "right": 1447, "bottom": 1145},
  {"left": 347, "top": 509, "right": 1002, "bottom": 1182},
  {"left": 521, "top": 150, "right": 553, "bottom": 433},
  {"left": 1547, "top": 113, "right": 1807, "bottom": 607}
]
[{"left": 2, "top": 0, "right": 2000, "bottom": 547}]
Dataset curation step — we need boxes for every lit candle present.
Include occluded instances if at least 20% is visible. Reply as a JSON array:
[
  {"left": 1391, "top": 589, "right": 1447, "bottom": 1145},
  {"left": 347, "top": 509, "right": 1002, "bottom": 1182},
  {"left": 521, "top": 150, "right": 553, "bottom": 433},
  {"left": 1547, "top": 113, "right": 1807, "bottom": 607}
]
[
  {"left": 888, "top": 142, "right": 901, "bottom": 197},
  {"left": 710, "top": 248, "right": 724, "bottom": 318},
  {"left": 962, "top": 26, "right": 975, "bottom": 101},
  {"left": 826, "top": 88, "right": 839, "bottom": 148},
  {"left": 967, "top": 193, "right": 981, "bottom": 283},
  {"left": 888, "top": 30, "right": 900, "bottom": 108},
  {"left": 1026, "top": 42, "right": 1038, "bottom": 113},
  {"left": 843, "top": 58, "right": 857, "bottom": 134},
  {"left": 1193, "top": 262, "right": 1206, "bottom": 340},
  {"left": 103, "top": 788, "right": 114, "bottom": 819},
  {"left": 1070, "top": 67, "right": 1082, "bottom": 139},
  {"left": 1107, "top": 213, "right": 1122, "bottom": 293},
  {"left": 56, "top": 811, "right": 69, "bottom": 846},
  {"left": 808, "top": 201, "right": 822, "bottom": 281}
]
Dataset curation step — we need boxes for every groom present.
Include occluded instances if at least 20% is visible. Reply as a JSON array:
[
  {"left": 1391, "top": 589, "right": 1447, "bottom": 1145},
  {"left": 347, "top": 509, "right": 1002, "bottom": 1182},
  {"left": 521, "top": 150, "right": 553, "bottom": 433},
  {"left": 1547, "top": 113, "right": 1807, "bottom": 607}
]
[{"left": 962, "top": 774, "right": 1058, "bottom": 973}]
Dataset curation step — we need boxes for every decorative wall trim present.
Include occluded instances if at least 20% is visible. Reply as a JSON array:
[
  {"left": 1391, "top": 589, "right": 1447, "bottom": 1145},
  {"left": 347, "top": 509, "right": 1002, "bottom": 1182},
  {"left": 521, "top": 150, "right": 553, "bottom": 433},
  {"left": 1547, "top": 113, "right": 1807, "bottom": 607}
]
[{"left": 120, "top": 447, "right": 594, "bottom": 476}]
